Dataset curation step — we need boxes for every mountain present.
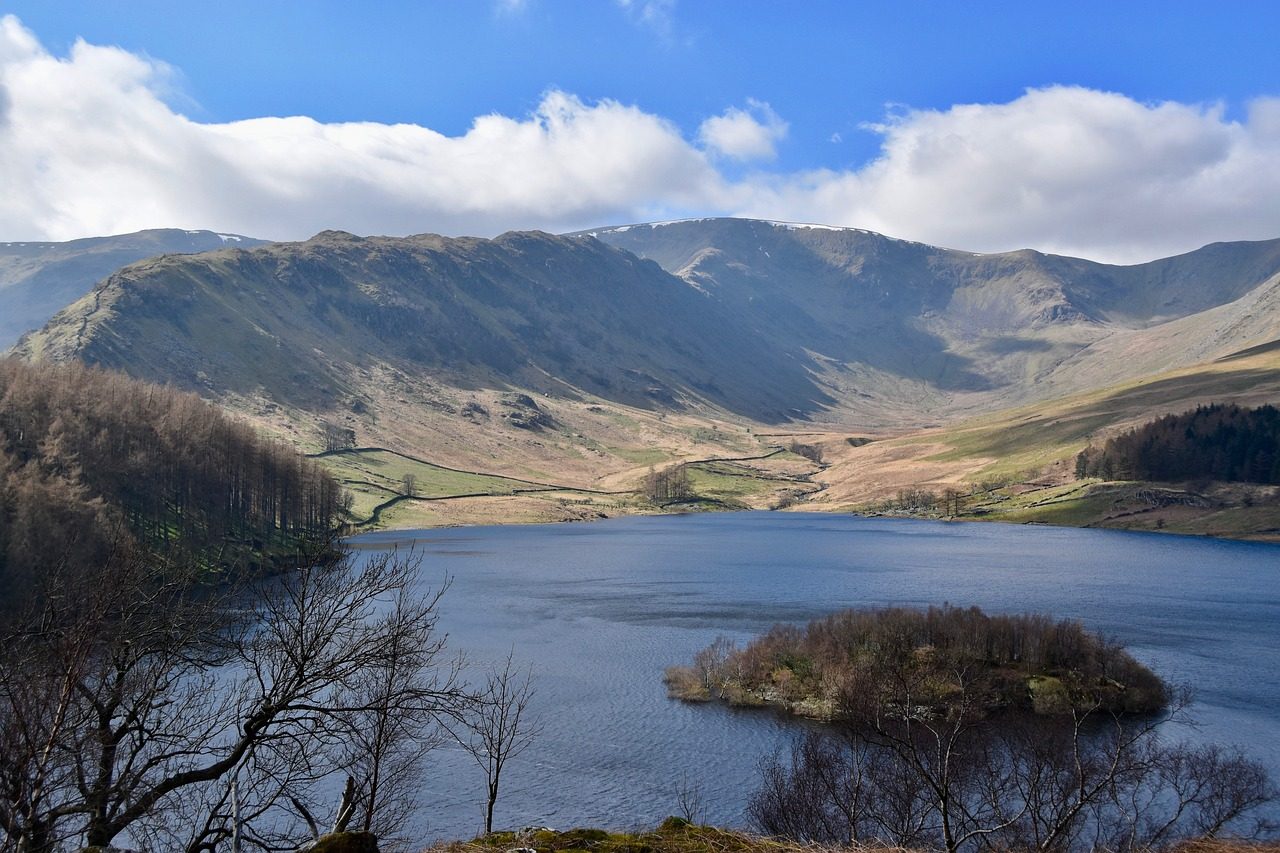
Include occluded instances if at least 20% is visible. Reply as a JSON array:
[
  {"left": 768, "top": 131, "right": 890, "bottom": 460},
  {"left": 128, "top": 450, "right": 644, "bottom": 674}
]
[
  {"left": 11, "top": 218, "right": 1280, "bottom": 531},
  {"left": 585, "top": 219, "right": 1280, "bottom": 415},
  {"left": 12, "top": 229, "right": 837, "bottom": 421},
  {"left": 21, "top": 220, "right": 1280, "bottom": 428},
  {"left": 0, "top": 229, "right": 268, "bottom": 348}
]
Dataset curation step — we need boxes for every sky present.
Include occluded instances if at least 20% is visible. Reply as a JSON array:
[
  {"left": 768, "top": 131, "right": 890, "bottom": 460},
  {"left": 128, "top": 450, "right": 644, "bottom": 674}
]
[{"left": 1, "top": 1, "right": 1279, "bottom": 262}]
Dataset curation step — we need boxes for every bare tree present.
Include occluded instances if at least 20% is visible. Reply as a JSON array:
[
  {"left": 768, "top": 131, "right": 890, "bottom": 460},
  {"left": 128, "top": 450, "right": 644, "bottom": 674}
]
[
  {"left": 674, "top": 772, "right": 707, "bottom": 825},
  {"left": 334, "top": 581, "right": 458, "bottom": 850},
  {"left": 0, "top": 545, "right": 467, "bottom": 852},
  {"left": 401, "top": 473, "right": 417, "bottom": 498},
  {"left": 642, "top": 464, "right": 692, "bottom": 504},
  {"left": 321, "top": 421, "right": 356, "bottom": 453},
  {"left": 693, "top": 636, "right": 736, "bottom": 696},
  {"left": 457, "top": 651, "right": 541, "bottom": 834},
  {"left": 751, "top": 729, "right": 922, "bottom": 846},
  {"left": 788, "top": 441, "right": 824, "bottom": 464},
  {"left": 749, "top": 651, "right": 1277, "bottom": 853}
]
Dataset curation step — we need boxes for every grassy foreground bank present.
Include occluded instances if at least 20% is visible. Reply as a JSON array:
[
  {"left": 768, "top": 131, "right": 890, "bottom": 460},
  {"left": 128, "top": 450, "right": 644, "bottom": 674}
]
[{"left": 421, "top": 821, "right": 1279, "bottom": 853}]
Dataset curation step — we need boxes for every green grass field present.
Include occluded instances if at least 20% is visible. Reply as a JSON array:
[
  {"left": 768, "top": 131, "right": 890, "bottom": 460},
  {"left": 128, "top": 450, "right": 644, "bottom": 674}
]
[
  {"left": 684, "top": 458, "right": 817, "bottom": 507},
  {"left": 318, "top": 449, "right": 541, "bottom": 521}
]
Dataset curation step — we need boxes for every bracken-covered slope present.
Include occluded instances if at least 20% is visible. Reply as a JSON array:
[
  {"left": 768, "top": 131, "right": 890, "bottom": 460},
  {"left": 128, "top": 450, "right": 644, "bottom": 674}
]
[{"left": 0, "top": 229, "right": 267, "bottom": 348}]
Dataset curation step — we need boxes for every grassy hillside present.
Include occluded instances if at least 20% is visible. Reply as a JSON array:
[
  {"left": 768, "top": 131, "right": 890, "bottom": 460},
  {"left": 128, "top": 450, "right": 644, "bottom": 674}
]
[
  {"left": 429, "top": 821, "right": 861, "bottom": 853},
  {"left": 427, "top": 821, "right": 1279, "bottom": 853},
  {"left": 811, "top": 342, "right": 1280, "bottom": 539}
]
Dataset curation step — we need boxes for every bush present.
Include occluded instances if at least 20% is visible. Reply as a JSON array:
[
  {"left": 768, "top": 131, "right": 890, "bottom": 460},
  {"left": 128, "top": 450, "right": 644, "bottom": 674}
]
[{"left": 671, "top": 604, "right": 1167, "bottom": 718}]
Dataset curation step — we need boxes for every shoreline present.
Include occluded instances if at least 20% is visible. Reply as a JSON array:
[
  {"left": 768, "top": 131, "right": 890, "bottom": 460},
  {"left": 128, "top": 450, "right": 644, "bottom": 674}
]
[{"left": 346, "top": 501, "right": 1280, "bottom": 546}]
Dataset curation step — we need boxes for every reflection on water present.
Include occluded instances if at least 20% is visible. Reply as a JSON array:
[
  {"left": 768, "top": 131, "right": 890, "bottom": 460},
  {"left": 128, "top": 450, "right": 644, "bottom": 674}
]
[{"left": 350, "top": 512, "right": 1280, "bottom": 839}]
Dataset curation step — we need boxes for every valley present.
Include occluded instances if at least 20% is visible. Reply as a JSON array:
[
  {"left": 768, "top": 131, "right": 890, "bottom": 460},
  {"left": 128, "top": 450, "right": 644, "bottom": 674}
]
[
  {"left": 7, "top": 8, "right": 1280, "bottom": 851},
  {"left": 6, "top": 219, "right": 1280, "bottom": 538}
]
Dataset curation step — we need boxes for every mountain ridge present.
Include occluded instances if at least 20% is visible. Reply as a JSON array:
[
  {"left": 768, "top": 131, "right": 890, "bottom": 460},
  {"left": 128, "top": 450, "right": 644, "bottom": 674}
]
[
  {"left": 10, "top": 218, "right": 1280, "bottom": 532},
  {"left": 15, "top": 219, "right": 1280, "bottom": 428},
  {"left": 0, "top": 228, "right": 269, "bottom": 348},
  {"left": 586, "top": 218, "right": 1280, "bottom": 414}
]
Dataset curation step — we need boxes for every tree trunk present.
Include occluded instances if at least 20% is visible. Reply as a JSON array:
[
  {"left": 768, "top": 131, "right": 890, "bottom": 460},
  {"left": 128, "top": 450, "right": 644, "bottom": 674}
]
[{"left": 485, "top": 781, "right": 498, "bottom": 834}]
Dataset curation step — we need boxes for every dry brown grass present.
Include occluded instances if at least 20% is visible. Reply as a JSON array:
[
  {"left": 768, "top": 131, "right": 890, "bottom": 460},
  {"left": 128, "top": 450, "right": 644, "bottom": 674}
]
[
  {"left": 420, "top": 822, "right": 911, "bottom": 853},
  {"left": 419, "top": 821, "right": 1276, "bottom": 853},
  {"left": 1170, "top": 841, "right": 1280, "bottom": 853},
  {"left": 222, "top": 344, "right": 1280, "bottom": 538}
]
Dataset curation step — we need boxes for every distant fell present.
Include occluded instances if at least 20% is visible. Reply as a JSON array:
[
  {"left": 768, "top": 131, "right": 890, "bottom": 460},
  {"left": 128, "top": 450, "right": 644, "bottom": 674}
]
[
  {"left": 0, "top": 228, "right": 268, "bottom": 348},
  {"left": 587, "top": 218, "right": 1280, "bottom": 411}
]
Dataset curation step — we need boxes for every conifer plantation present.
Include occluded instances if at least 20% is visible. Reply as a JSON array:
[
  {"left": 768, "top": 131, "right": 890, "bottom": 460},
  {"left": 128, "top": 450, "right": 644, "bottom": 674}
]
[
  {"left": 1076, "top": 404, "right": 1280, "bottom": 484},
  {"left": 0, "top": 359, "right": 345, "bottom": 599}
]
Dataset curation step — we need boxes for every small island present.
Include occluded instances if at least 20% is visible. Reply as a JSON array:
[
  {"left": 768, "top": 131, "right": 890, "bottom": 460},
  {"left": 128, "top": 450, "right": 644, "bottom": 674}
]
[{"left": 665, "top": 604, "right": 1167, "bottom": 720}]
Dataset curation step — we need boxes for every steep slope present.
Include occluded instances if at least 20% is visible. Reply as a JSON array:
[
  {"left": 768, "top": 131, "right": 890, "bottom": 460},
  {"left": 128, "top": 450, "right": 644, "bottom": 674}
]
[
  {"left": 1036, "top": 269, "right": 1280, "bottom": 395},
  {"left": 12, "top": 230, "right": 833, "bottom": 422},
  {"left": 589, "top": 219, "right": 1280, "bottom": 413},
  {"left": 16, "top": 221, "right": 1280, "bottom": 434},
  {"left": 1044, "top": 238, "right": 1280, "bottom": 324},
  {"left": 0, "top": 229, "right": 267, "bottom": 348},
  {"left": 0, "top": 360, "right": 341, "bottom": 602}
]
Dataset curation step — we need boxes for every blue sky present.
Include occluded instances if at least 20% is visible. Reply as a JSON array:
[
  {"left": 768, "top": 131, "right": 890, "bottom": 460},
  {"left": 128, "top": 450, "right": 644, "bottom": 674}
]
[{"left": 2, "top": 2, "right": 1279, "bottom": 260}]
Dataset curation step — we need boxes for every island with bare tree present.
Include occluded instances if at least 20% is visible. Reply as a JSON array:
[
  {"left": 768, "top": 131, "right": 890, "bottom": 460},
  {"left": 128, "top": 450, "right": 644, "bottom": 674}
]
[
  {"left": 664, "top": 606, "right": 1276, "bottom": 851},
  {"left": 664, "top": 605, "right": 1168, "bottom": 719}
]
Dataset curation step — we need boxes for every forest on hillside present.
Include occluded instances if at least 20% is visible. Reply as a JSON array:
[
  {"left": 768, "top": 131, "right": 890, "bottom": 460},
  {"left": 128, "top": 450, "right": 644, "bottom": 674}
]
[
  {"left": 1075, "top": 403, "right": 1280, "bottom": 484},
  {"left": 0, "top": 359, "right": 345, "bottom": 599}
]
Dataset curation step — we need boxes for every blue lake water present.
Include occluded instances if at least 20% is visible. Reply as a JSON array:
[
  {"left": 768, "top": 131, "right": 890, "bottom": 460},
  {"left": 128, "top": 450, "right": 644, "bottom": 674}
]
[{"left": 348, "top": 512, "right": 1280, "bottom": 840}]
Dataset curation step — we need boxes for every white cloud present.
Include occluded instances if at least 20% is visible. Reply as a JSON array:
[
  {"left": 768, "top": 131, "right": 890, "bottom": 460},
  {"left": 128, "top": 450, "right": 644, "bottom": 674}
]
[
  {"left": 698, "top": 99, "right": 788, "bottom": 162},
  {"left": 0, "top": 16, "right": 724, "bottom": 241},
  {"left": 3, "top": 17, "right": 1280, "bottom": 264},
  {"left": 733, "top": 87, "right": 1280, "bottom": 263}
]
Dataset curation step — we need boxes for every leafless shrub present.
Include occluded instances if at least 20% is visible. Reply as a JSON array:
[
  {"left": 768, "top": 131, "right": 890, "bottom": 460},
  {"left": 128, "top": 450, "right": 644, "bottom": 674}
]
[{"left": 751, "top": 661, "right": 1276, "bottom": 853}]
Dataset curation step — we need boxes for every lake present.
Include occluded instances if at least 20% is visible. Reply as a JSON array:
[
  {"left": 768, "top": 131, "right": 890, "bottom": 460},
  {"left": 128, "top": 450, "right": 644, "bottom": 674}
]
[{"left": 349, "top": 512, "right": 1280, "bottom": 840}]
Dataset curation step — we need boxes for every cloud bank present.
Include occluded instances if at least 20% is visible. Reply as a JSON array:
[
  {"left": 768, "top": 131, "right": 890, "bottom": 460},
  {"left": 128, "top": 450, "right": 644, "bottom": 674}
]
[
  {"left": 2, "top": 16, "right": 1279, "bottom": 263},
  {"left": 746, "top": 89, "right": 1280, "bottom": 263}
]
